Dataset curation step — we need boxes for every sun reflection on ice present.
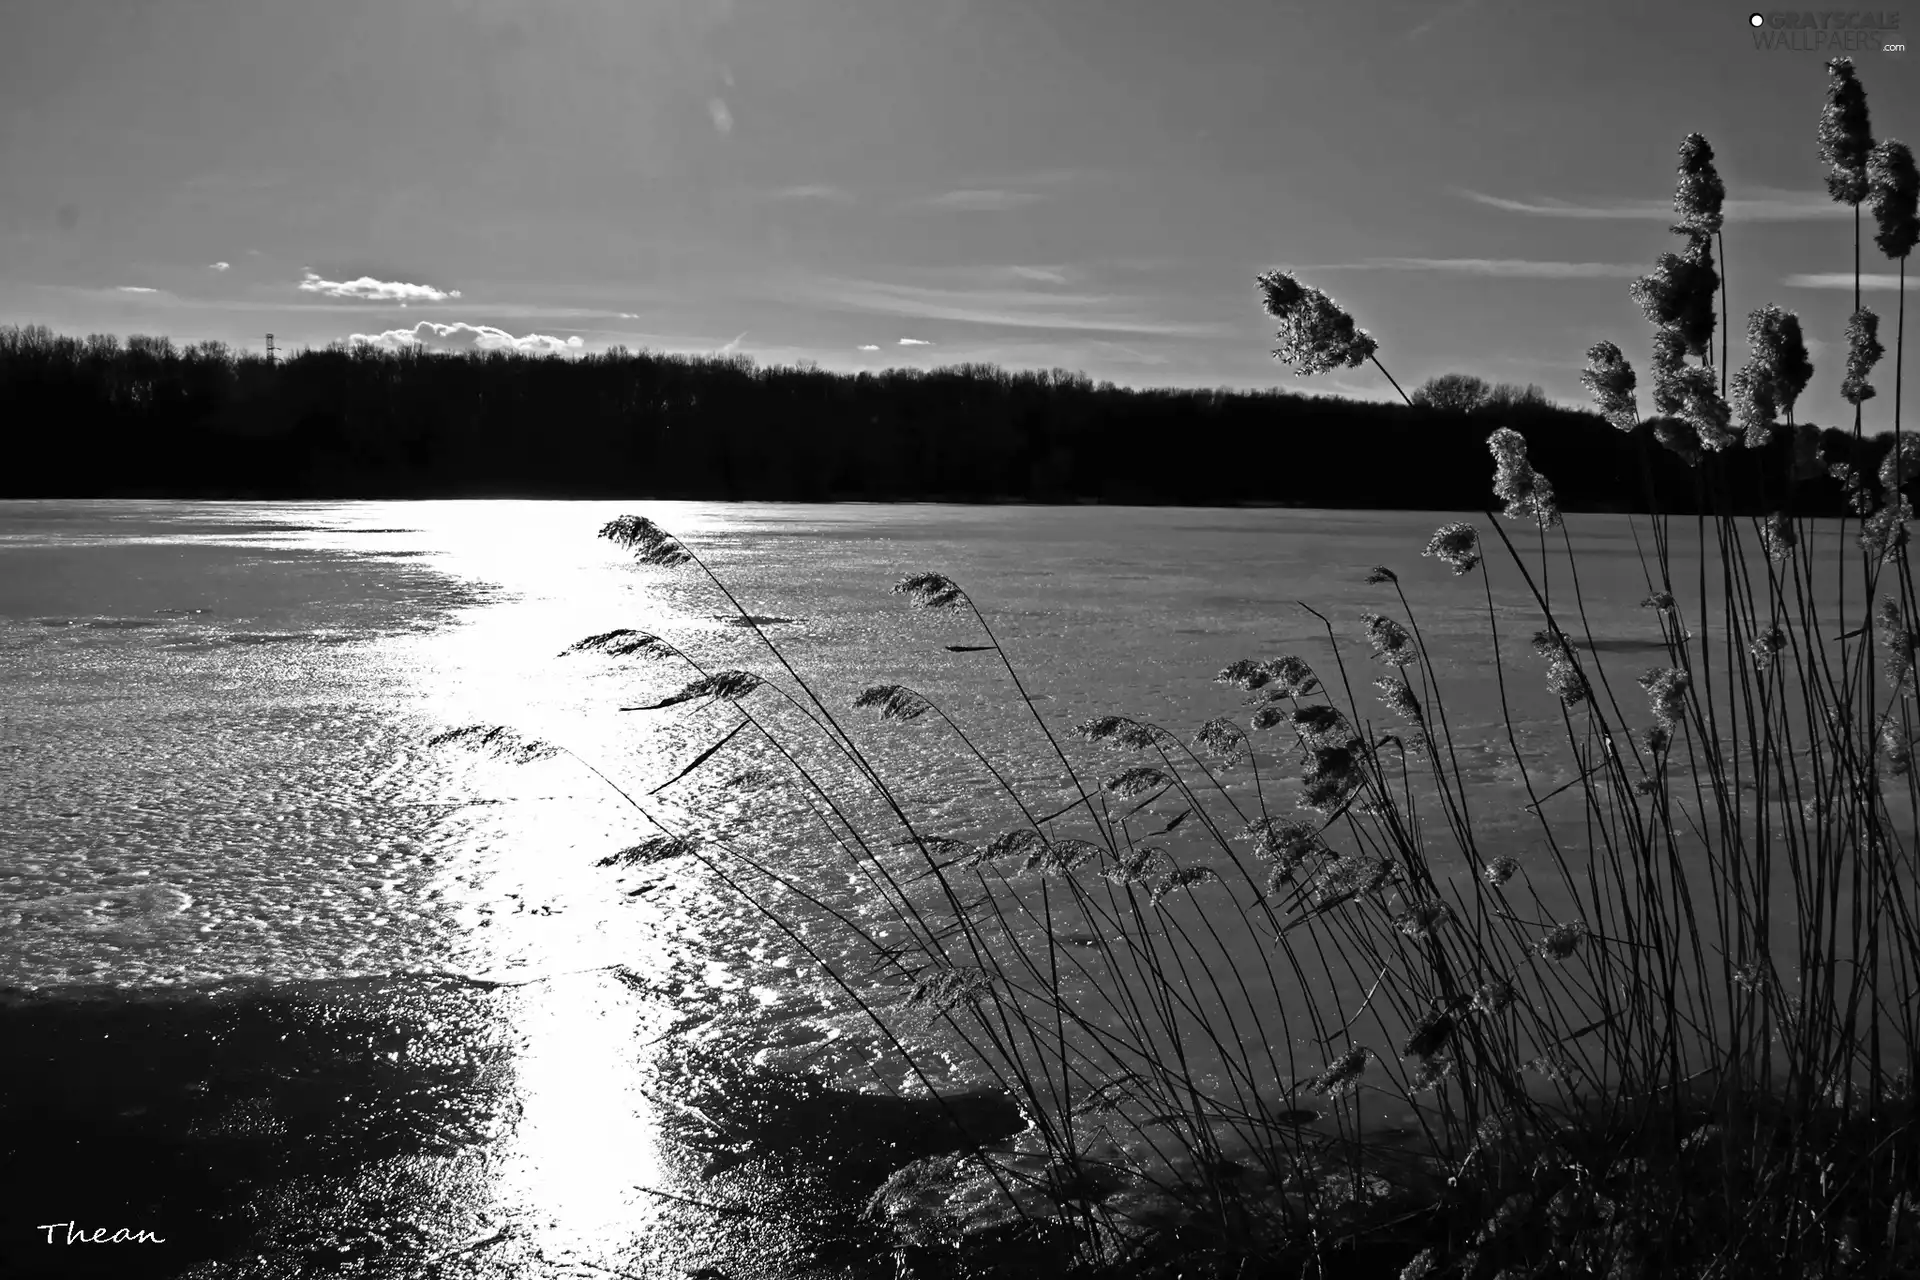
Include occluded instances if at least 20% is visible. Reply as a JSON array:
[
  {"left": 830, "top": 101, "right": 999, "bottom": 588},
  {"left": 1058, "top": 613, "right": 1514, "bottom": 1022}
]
[
  {"left": 286, "top": 502, "right": 734, "bottom": 1264},
  {"left": 489, "top": 968, "right": 669, "bottom": 1263}
]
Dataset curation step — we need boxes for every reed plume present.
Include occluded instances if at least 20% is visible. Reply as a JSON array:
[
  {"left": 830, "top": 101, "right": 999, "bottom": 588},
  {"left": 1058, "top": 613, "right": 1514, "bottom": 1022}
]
[
  {"left": 854, "top": 684, "right": 934, "bottom": 722},
  {"left": 1672, "top": 132, "right": 1725, "bottom": 239},
  {"left": 1821, "top": 57, "right": 1874, "bottom": 208},
  {"left": 1421, "top": 521, "right": 1481, "bottom": 575},
  {"left": 425, "top": 723, "right": 562, "bottom": 763},
  {"left": 1394, "top": 900, "right": 1454, "bottom": 942},
  {"left": 1255, "top": 270, "right": 1379, "bottom": 376},
  {"left": 1240, "top": 816, "right": 1325, "bottom": 870},
  {"left": 1362, "top": 612, "right": 1416, "bottom": 666},
  {"left": 1878, "top": 596, "right": 1916, "bottom": 687},
  {"left": 1730, "top": 306, "right": 1814, "bottom": 447},
  {"left": 1193, "top": 716, "right": 1249, "bottom": 766},
  {"left": 1842, "top": 307, "right": 1885, "bottom": 405},
  {"left": 1536, "top": 921, "right": 1588, "bottom": 961},
  {"left": 1530, "top": 630, "right": 1589, "bottom": 706},
  {"left": 1471, "top": 977, "right": 1517, "bottom": 1016},
  {"left": 1373, "top": 675, "right": 1423, "bottom": 726},
  {"left": 598, "top": 514, "right": 693, "bottom": 566},
  {"left": 563, "top": 628, "right": 678, "bottom": 660},
  {"left": 627, "top": 670, "right": 764, "bottom": 709},
  {"left": 1579, "top": 340, "right": 1640, "bottom": 432},
  {"left": 1402, "top": 1008, "right": 1456, "bottom": 1059},
  {"left": 1309, "top": 1046, "right": 1372, "bottom": 1098},
  {"left": 1870, "top": 140, "right": 1920, "bottom": 259},
  {"left": 596, "top": 834, "right": 699, "bottom": 868},
  {"left": 1262, "top": 655, "right": 1321, "bottom": 698},
  {"left": 1860, "top": 495, "right": 1912, "bottom": 562},
  {"left": 1630, "top": 246, "right": 1718, "bottom": 360},
  {"left": 1148, "top": 866, "right": 1219, "bottom": 906},
  {"left": 1759, "top": 512, "right": 1797, "bottom": 562},
  {"left": 1075, "top": 714, "right": 1178, "bottom": 750},
  {"left": 1102, "top": 764, "right": 1172, "bottom": 799},
  {"left": 1104, "top": 844, "right": 1175, "bottom": 888},
  {"left": 1288, "top": 703, "right": 1353, "bottom": 747},
  {"left": 1638, "top": 666, "right": 1691, "bottom": 731},
  {"left": 1488, "top": 428, "right": 1562, "bottom": 526}
]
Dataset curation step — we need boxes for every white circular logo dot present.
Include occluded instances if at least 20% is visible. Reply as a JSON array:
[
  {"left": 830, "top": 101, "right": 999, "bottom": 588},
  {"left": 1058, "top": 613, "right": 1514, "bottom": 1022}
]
[{"left": 1749, "top": 11, "right": 1765, "bottom": 25}]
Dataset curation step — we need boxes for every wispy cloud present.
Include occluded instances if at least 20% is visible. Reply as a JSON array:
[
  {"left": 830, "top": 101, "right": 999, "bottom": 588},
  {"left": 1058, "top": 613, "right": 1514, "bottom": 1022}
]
[
  {"left": 1456, "top": 186, "right": 1850, "bottom": 222},
  {"left": 857, "top": 344, "right": 880, "bottom": 351},
  {"left": 1006, "top": 167, "right": 1098, "bottom": 190},
  {"left": 116, "top": 285, "right": 158, "bottom": 293},
  {"left": 208, "top": 261, "right": 230, "bottom": 272},
  {"left": 708, "top": 98, "right": 734, "bottom": 135},
  {"left": 719, "top": 330, "right": 749, "bottom": 353},
  {"left": 350, "top": 321, "right": 583, "bottom": 355},
  {"left": 299, "top": 270, "right": 461, "bottom": 302},
  {"left": 40, "top": 284, "right": 623, "bottom": 320},
  {"left": 1783, "top": 272, "right": 1916, "bottom": 290},
  {"left": 788, "top": 274, "right": 1225, "bottom": 336},
  {"left": 897, "top": 337, "right": 932, "bottom": 345},
  {"left": 895, "top": 263, "right": 1081, "bottom": 287},
  {"left": 991, "top": 264, "right": 1075, "bottom": 285},
  {"left": 906, "top": 188, "right": 1046, "bottom": 212},
  {"left": 1085, "top": 339, "right": 1170, "bottom": 367},
  {"left": 1314, "top": 257, "right": 1643, "bottom": 279},
  {"left": 766, "top": 183, "right": 853, "bottom": 204}
]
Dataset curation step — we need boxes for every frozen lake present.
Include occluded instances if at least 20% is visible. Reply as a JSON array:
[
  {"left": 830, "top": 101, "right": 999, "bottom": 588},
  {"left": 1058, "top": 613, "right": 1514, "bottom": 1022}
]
[{"left": 0, "top": 498, "right": 1867, "bottom": 1276}]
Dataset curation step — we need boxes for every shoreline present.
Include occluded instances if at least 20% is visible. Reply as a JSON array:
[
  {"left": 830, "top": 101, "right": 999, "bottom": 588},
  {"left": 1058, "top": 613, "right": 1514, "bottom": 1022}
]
[{"left": 0, "top": 971, "right": 1026, "bottom": 1279}]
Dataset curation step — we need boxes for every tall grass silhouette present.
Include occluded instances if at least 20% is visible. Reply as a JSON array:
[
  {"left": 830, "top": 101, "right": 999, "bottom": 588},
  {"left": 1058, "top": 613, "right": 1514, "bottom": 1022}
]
[{"left": 434, "top": 57, "right": 1920, "bottom": 1278}]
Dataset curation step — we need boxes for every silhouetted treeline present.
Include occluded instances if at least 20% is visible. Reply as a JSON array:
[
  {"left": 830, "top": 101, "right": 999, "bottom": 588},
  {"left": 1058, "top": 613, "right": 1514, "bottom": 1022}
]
[{"left": 0, "top": 324, "right": 1892, "bottom": 515}]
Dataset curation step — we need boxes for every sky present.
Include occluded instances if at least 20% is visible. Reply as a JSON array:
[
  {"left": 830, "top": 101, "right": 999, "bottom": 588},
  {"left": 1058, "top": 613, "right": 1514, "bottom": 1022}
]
[{"left": 2, "top": 0, "right": 1918, "bottom": 418}]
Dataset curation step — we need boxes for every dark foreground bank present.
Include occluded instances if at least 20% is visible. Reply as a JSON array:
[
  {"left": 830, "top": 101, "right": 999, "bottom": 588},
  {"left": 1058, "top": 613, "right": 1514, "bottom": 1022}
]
[
  {"left": 8, "top": 971, "right": 1918, "bottom": 1278},
  {"left": 0, "top": 973, "right": 1025, "bottom": 1280}
]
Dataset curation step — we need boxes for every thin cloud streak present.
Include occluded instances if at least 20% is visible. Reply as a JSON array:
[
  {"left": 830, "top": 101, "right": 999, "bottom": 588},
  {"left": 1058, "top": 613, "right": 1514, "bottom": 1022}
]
[
  {"left": 39, "top": 286, "right": 625, "bottom": 321},
  {"left": 1457, "top": 187, "right": 1851, "bottom": 221},
  {"left": 894, "top": 263, "right": 1082, "bottom": 287},
  {"left": 1783, "top": 272, "right": 1917, "bottom": 290},
  {"left": 790, "top": 275, "right": 1227, "bottom": 336},
  {"left": 897, "top": 337, "right": 931, "bottom": 345},
  {"left": 208, "top": 262, "right": 230, "bottom": 272},
  {"left": 116, "top": 286, "right": 158, "bottom": 293},
  {"left": 765, "top": 183, "right": 854, "bottom": 203},
  {"left": 975, "top": 264, "right": 1076, "bottom": 285},
  {"left": 1314, "top": 257, "right": 1643, "bottom": 279},
  {"left": 905, "top": 189, "right": 1046, "bottom": 212}
]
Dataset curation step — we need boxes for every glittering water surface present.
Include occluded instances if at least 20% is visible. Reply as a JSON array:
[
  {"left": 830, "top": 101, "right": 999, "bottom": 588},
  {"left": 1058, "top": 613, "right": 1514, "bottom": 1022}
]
[
  {"left": 0, "top": 499, "right": 1563, "bottom": 995},
  {"left": 0, "top": 499, "right": 1865, "bottom": 1274}
]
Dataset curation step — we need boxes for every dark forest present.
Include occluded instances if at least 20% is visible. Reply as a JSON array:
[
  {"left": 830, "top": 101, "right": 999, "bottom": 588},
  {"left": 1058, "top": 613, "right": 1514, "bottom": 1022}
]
[{"left": 0, "top": 323, "right": 1888, "bottom": 514}]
